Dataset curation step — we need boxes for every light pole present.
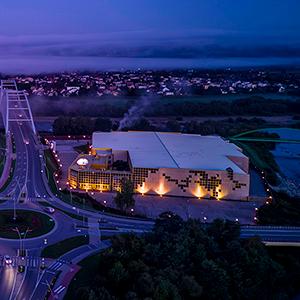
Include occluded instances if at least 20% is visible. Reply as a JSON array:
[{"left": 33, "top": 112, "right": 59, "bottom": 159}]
[
  {"left": 13, "top": 226, "right": 31, "bottom": 256},
  {"left": 14, "top": 227, "right": 22, "bottom": 254},
  {"left": 21, "top": 227, "right": 31, "bottom": 256},
  {"left": 82, "top": 198, "right": 85, "bottom": 226},
  {"left": 69, "top": 188, "right": 73, "bottom": 206}
]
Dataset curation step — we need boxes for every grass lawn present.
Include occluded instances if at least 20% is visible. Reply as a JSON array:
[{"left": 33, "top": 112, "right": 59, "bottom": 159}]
[
  {"left": 0, "top": 158, "right": 16, "bottom": 193},
  {"left": 41, "top": 235, "right": 89, "bottom": 259},
  {"left": 44, "top": 149, "right": 60, "bottom": 194},
  {"left": 234, "top": 140, "right": 279, "bottom": 185},
  {"left": 64, "top": 252, "right": 102, "bottom": 300},
  {"left": 0, "top": 209, "right": 55, "bottom": 239}
]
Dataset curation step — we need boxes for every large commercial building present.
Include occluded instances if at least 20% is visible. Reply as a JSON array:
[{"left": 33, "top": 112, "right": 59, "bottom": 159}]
[{"left": 68, "top": 132, "right": 250, "bottom": 200}]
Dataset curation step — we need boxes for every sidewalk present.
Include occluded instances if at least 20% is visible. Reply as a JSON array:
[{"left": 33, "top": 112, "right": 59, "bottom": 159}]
[{"left": 49, "top": 240, "right": 111, "bottom": 300}]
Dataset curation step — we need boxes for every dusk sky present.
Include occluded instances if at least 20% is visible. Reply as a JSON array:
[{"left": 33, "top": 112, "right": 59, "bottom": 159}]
[
  {"left": 1, "top": 0, "right": 300, "bottom": 37},
  {"left": 1, "top": 0, "right": 300, "bottom": 73}
]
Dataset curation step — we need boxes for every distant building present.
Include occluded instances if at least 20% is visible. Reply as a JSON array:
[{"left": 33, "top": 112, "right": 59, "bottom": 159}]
[{"left": 68, "top": 132, "right": 250, "bottom": 200}]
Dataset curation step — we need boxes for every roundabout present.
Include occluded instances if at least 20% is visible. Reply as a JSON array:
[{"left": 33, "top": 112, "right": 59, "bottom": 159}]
[{"left": 0, "top": 209, "right": 55, "bottom": 239}]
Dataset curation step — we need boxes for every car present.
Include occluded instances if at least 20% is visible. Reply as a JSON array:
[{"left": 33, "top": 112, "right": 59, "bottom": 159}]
[
  {"left": 24, "top": 140, "right": 29, "bottom": 145},
  {"left": 158, "top": 211, "right": 176, "bottom": 220},
  {"left": 4, "top": 255, "right": 12, "bottom": 265},
  {"left": 44, "top": 207, "right": 55, "bottom": 214}
]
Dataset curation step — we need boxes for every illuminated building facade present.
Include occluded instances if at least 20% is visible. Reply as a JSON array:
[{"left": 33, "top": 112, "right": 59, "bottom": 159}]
[{"left": 68, "top": 132, "right": 250, "bottom": 200}]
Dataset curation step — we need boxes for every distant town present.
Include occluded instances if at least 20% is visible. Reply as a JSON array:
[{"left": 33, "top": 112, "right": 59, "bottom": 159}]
[{"left": 6, "top": 69, "right": 300, "bottom": 98}]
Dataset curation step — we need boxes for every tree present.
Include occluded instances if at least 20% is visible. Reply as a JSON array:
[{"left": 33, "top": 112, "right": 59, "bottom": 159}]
[
  {"left": 67, "top": 216, "right": 299, "bottom": 300},
  {"left": 165, "top": 120, "right": 181, "bottom": 132},
  {"left": 94, "top": 118, "right": 112, "bottom": 132},
  {"left": 114, "top": 178, "right": 135, "bottom": 211}
]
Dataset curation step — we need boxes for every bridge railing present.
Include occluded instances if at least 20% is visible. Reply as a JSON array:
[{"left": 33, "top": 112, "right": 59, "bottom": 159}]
[{"left": 0, "top": 80, "right": 36, "bottom": 134}]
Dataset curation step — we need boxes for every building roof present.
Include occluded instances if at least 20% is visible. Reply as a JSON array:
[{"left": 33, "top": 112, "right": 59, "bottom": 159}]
[{"left": 92, "top": 131, "right": 248, "bottom": 174}]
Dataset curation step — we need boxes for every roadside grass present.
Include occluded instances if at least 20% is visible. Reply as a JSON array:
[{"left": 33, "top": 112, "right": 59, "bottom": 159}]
[
  {"left": 64, "top": 252, "right": 102, "bottom": 300},
  {"left": 60, "top": 189, "right": 148, "bottom": 219},
  {"left": 235, "top": 140, "right": 280, "bottom": 185},
  {"left": 257, "top": 192, "right": 300, "bottom": 226},
  {"left": 44, "top": 149, "right": 60, "bottom": 194},
  {"left": 0, "top": 158, "right": 16, "bottom": 193},
  {"left": 41, "top": 235, "right": 89, "bottom": 259},
  {"left": 43, "top": 150, "right": 87, "bottom": 222}
]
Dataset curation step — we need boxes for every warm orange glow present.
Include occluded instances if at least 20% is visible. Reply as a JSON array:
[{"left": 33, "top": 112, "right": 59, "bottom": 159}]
[
  {"left": 156, "top": 182, "right": 167, "bottom": 196},
  {"left": 193, "top": 184, "right": 204, "bottom": 198},
  {"left": 217, "top": 188, "right": 228, "bottom": 200},
  {"left": 137, "top": 182, "right": 149, "bottom": 194}
]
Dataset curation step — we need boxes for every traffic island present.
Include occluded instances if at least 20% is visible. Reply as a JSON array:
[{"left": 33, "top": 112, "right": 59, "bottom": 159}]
[
  {"left": 0, "top": 209, "right": 55, "bottom": 239},
  {"left": 41, "top": 235, "right": 89, "bottom": 258}
]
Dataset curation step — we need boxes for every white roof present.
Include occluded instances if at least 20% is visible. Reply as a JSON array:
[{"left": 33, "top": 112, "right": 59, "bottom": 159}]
[{"left": 92, "top": 131, "right": 247, "bottom": 174}]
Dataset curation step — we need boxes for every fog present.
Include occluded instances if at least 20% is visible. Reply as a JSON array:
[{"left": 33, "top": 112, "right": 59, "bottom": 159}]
[{"left": 1, "top": 32, "right": 300, "bottom": 74}]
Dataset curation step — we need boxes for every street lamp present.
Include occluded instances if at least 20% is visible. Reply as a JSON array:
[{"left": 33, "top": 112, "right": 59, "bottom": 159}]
[
  {"left": 69, "top": 188, "right": 73, "bottom": 206},
  {"left": 13, "top": 226, "right": 31, "bottom": 257}
]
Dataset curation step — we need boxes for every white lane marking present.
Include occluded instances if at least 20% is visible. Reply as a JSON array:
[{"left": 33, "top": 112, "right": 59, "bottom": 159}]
[{"left": 8, "top": 268, "right": 18, "bottom": 300}]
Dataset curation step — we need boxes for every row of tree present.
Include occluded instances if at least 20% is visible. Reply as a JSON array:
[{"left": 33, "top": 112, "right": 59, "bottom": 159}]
[
  {"left": 150, "top": 97, "right": 300, "bottom": 117},
  {"left": 52, "top": 117, "right": 113, "bottom": 135},
  {"left": 45, "top": 96, "right": 300, "bottom": 119}
]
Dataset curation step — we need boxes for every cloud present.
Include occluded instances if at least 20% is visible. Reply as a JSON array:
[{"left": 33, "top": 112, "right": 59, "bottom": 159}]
[{"left": 0, "top": 30, "right": 300, "bottom": 74}]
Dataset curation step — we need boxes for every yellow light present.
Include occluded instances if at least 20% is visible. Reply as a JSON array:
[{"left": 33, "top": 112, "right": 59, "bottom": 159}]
[
  {"left": 138, "top": 182, "right": 148, "bottom": 194},
  {"left": 156, "top": 182, "right": 167, "bottom": 196},
  {"left": 193, "top": 184, "right": 203, "bottom": 198}
]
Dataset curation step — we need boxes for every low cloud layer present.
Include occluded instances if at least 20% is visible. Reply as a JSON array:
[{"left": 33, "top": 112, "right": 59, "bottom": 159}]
[{"left": 1, "top": 31, "right": 300, "bottom": 74}]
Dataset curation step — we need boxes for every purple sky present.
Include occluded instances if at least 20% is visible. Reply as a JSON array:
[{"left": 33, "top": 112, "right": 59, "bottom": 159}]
[{"left": 0, "top": 0, "right": 299, "bottom": 73}]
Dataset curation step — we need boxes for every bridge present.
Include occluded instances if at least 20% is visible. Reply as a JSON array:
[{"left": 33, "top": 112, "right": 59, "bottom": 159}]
[
  {"left": 0, "top": 80, "right": 36, "bottom": 134},
  {"left": 0, "top": 80, "right": 299, "bottom": 299},
  {"left": 230, "top": 128, "right": 300, "bottom": 143}
]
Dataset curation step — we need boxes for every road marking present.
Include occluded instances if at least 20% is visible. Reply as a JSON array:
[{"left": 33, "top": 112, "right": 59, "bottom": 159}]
[
  {"left": 8, "top": 268, "right": 18, "bottom": 300},
  {"left": 56, "top": 286, "right": 66, "bottom": 295},
  {"left": 14, "top": 263, "right": 29, "bottom": 300}
]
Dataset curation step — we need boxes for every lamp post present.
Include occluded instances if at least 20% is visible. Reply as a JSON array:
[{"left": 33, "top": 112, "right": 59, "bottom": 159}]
[
  {"left": 69, "top": 188, "right": 73, "bottom": 206},
  {"left": 14, "top": 227, "right": 22, "bottom": 254},
  {"left": 82, "top": 198, "right": 85, "bottom": 226},
  {"left": 13, "top": 226, "right": 31, "bottom": 257}
]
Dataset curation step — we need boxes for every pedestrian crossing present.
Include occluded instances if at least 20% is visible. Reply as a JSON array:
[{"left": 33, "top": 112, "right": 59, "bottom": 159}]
[
  {"left": 53, "top": 285, "right": 66, "bottom": 296},
  {"left": 0, "top": 255, "right": 68, "bottom": 274},
  {"left": 48, "top": 261, "right": 63, "bottom": 272},
  {"left": 0, "top": 256, "right": 41, "bottom": 268}
]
